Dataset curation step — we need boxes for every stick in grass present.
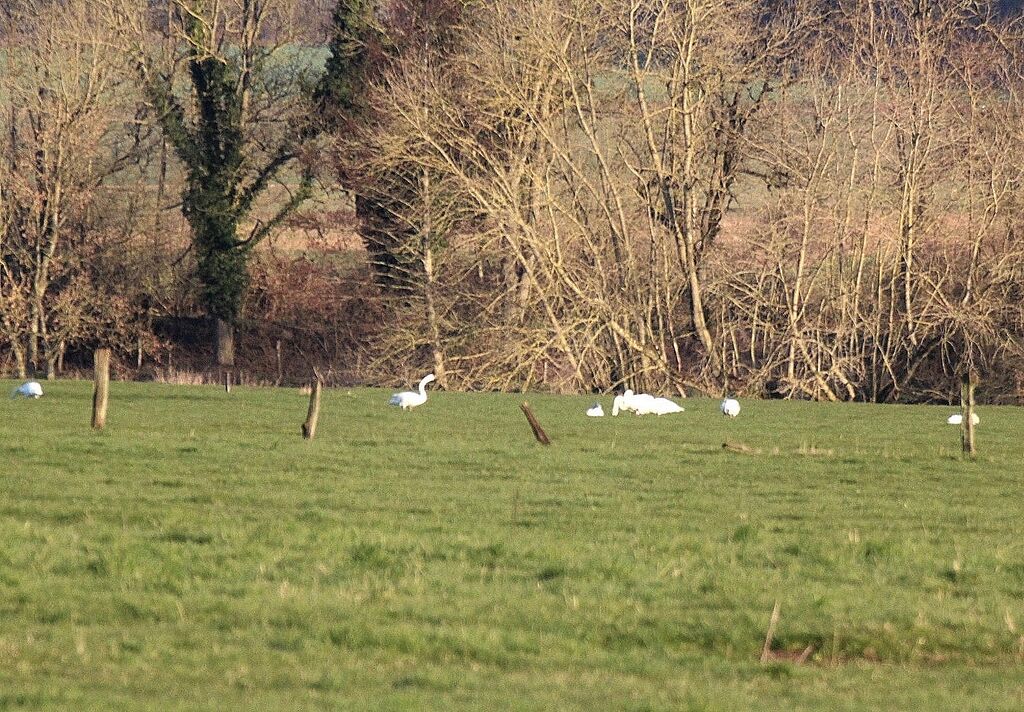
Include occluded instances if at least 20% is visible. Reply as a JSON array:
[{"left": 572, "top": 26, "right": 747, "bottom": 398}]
[
  {"left": 520, "top": 402, "right": 551, "bottom": 445},
  {"left": 302, "top": 375, "right": 323, "bottom": 440}
]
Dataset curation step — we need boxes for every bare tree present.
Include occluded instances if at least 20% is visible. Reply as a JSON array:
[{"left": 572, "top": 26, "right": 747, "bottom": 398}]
[{"left": 0, "top": 0, "right": 142, "bottom": 377}]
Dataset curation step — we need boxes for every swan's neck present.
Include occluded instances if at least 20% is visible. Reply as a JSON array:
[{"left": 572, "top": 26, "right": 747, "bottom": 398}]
[{"left": 418, "top": 377, "right": 431, "bottom": 396}]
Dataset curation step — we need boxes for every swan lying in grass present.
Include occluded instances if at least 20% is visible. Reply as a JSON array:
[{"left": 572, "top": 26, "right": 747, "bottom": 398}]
[
  {"left": 11, "top": 381, "right": 43, "bottom": 399},
  {"left": 612, "top": 389, "right": 683, "bottom": 416},
  {"left": 721, "top": 398, "right": 740, "bottom": 417},
  {"left": 947, "top": 412, "right": 979, "bottom": 425},
  {"left": 389, "top": 373, "right": 435, "bottom": 411},
  {"left": 586, "top": 403, "right": 604, "bottom": 417},
  {"left": 635, "top": 396, "right": 683, "bottom": 415}
]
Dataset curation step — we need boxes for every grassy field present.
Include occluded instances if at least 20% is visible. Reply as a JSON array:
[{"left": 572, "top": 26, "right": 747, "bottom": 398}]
[{"left": 1, "top": 380, "right": 1022, "bottom": 710}]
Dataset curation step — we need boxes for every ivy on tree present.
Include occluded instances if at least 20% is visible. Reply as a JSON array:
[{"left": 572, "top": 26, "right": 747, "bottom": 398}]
[{"left": 138, "top": 1, "right": 313, "bottom": 358}]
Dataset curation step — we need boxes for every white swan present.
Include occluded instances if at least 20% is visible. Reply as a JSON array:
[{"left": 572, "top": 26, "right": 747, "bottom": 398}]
[
  {"left": 389, "top": 373, "right": 435, "bottom": 411},
  {"left": 586, "top": 403, "right": 604, "bottom": 417},
  {"left": 611, "top": 389, "right": 636, "bottom": 416},
  {"left": 633, "top": 396, "right": 683, "bottom": 415},
  {"left": 721, "top": 398, "right": 740, "bottom": 417},
  {"left": 11, "top": 381, "right": 43, "bottom": 399},
  {"left": 946, "top": 412, "right": 979, "bottom": 425},
  {"left": 612, "top": 389, "right": 682, "bottom": 416}
]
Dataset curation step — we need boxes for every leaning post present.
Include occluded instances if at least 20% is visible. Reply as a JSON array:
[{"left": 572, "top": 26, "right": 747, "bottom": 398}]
[
  {"left": 92, "top": 348, "right": 111, "bottom": 430},
  {"left": 520, "top": 402, "right": 551, "bottom": 445}
]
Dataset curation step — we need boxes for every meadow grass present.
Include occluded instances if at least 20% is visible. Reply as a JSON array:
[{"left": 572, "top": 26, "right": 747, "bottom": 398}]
[{"left": 1, "top": 380, "right": 1022, "bottom": 710}]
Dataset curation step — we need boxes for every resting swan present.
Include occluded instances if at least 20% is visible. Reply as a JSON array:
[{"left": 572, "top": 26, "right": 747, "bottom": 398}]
[
  {"left": 721, "top": 398, "right": 740, "bottom": 417},
  {"left": 946, "top": 412, "right": 979, "bottom": 425},
  {"left": 612, "top": 389, "right": 683, "bottom": 416},
  {"left": 11, "top": 381, "right": 43, "bottom": 399},
  {"left": 389, "top": 373, "right": 435, "bottom": 411},
  {"left": 633, "top": 395, "right": 683, "bottom": 415}
]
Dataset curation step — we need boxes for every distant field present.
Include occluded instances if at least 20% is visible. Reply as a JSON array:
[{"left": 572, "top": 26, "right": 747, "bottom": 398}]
[{"left": 1, "top": 380, "right": 1022, "bottom": 710}]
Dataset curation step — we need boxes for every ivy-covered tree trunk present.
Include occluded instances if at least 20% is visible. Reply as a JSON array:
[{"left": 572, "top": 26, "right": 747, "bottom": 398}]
[{"left": 133, "top": 0, "right": 312, "bottom": 367}]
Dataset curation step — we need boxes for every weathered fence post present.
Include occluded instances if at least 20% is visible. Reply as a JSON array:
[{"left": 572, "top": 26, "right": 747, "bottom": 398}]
[
  {"left": 92, "top": 348, "right": 110, "bottom": 430},
  {"left": 520, "top": 402, "right": 551, "bottom": 445},
  {"left": 961, "top": 371, "right": 976, "bottom": 457},
  {"left": 302, "top": 376, "right": 323, "bottom": 440}
]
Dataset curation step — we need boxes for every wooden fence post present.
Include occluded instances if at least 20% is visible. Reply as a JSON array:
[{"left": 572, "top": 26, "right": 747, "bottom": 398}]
[
  {"left": 961, "top": 371, "right": 976, "bottom": 457},
  {"left": 520, "top": 402, "right": 551, "bottom": 445},
  {"left": 92, "top": 348, "right": 110, "bottom": 430},
  {"left": 302, "top": 377, "right": 323, "bottom": 440}
]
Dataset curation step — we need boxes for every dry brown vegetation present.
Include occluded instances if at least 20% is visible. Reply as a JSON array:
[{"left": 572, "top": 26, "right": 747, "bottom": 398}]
[
  {"left": 348, "top": 0, "right": 1024, "bottom": 401},
  {"left": 1, "top": 0, "right": 1023, "bottom": 401}
]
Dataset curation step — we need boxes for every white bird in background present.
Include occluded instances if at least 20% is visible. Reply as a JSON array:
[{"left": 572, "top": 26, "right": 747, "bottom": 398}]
[
  {"left": 946, "top": 412, "right": 979, "bottom": 426},
  {"left": 721, "top": 398, "right": 741, "bottom": 417},
  {"left": 586, "top": 403, "right": 605, "bottom": 417},
  {"left": 11, "top": 381, "right": 43, "bottom": 399},
  {"left": 389, "top": 373, "right": 436, "bottom": 411}
]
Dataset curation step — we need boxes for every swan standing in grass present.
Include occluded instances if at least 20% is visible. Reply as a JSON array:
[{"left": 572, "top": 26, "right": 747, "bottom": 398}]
[
  {"left": 586, "top": 403, "right": 605, "bottom": 417},
  {"left": 721, "top": 398, "right": 740, "bottom": 417},
  {"left": 389, "top": 373, "right": 436, "bottom": 411},
  {"left": 11, "top": 381, "right": 43, "bottom": 399},
  {"left": 947, "top": 412, "right": 979, "bottom": 425}
]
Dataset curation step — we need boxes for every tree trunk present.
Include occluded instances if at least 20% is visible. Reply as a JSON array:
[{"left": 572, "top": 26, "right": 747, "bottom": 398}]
[
  {"left": 216, "top": 318, "right": 235, "bottom": 367},
  {"left": 276, "top": 339, "right": 283, "bottom": 386},
  {"left": 423, "top": 246, "right": 447, "bottom": 388},
  {"left": 12, "top": 344, "right": 27, "bottom": 379}
]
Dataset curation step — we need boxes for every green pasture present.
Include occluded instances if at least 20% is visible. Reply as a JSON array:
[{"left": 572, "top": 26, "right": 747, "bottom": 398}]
[{"left": 1, "top": 380, "right": 1022, "bottom": 710}]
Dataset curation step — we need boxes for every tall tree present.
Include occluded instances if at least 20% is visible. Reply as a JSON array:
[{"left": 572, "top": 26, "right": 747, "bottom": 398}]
[
  {"left": 321, "top": 0, "right": 468, "bottom": 386},
  {"left": 121, "top": 0, "right": 315, "bottom": 367},
  {"left": 316, "top": 0, "right": 380, "bottom": 127}
]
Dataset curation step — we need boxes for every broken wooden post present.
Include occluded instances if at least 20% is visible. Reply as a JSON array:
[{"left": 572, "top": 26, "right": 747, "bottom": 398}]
[
  {"left": 520, "top": 402, "right": 551, "bottom": 445},
  {"left": 91, "top": 348, "right": 110, "bottom": 430},
  {"left": 302, "top": 376, "right": 323, "bottom": 440},
  {"left": 961, "top": 370, "right": 976, "bottom": 457},
  {"left": 760, "top": 600, "right": 781, "bottom": 663}
]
